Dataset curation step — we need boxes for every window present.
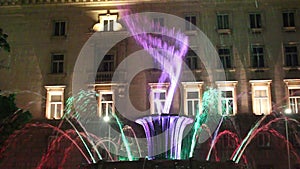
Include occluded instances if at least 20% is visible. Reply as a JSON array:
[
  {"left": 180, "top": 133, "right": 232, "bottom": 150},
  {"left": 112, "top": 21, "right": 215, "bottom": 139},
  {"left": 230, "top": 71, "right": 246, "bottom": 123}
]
[
  {"left": 100, "top": 13, "right": 118, "bottom": 32},
  {"left": 284, "top": 79, "right": 300, "bottom": 114},
  {"left": 51, "top": 54, "right": 64, "bottom": 74},
  {"left": 251, "top": 45, "right": 265, "bottom": 68},
  {"left": 216, "top": 81, "right": 237, "bottom": 116},
  {"left": 282, "top": 11, "right": 295, "bottom": 28},
  {"left": 104, "top": 19, "right": 114, "bottom": 32},
  {"left": 250, "top": 80, "right": 272, "bottom": 115},
  {"left": 152, "top": 17, "right": 164, "bottom": 32},
  {"left": 288, "top": 88, "right": 300, "bottom": 113},
  {"left": 53, "top": 21, "right": 66, "bottom": 36},
  {"left": 249, "top": 13, "right": 262, "bottom": 29},
  {"left": 149, "top": 83, "right": 169, "bottom": 114},
  {"left": 257, "top": 132, "right": 271, "bottom": 148},
  {"left": 185, "top": 50, "right": 199, "bottom": 70},
  {"left": 218, "top": 47, "right": 232, "bottom": 69},
  {"left": 98, "top": 91, "right": 114, "bottom": 117},
  {"left": 93, "top": 12, "right": 121, "bottom": 32},
  {"left": 97, "top": 54, "right": 115, "bottom": 82},
  {"left": 45, "top": 86, "right": 65, "bottom": 119},
  {"left": 284, "top": 45, "right": 299, "bottom": 67},
  {"left": 182, "top": 82, "right": 203, "bottom": 116},
  {"left": 217, "top": 14, "right": 229, "bottom": 30},
  {"left": 99, "top": 55, "right": 115, "bottom": 72},
  {"left": 185, "top": 15, "right": 196, "bottom": 30}
]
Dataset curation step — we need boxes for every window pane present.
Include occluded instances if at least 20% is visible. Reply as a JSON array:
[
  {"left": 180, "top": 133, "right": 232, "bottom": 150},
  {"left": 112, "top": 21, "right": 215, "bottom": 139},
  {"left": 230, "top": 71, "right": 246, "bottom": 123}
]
[
  {"left": 104, "top": 20, "right": 108, "bottom": 31},
  {"left": 255, "top": 90, "right": 267, "bottom": 97},
  {"left": 187, "top": 91, "right": 199, "bottom": 99},
  {"left": 102, "top": 94, "right": 112, "bottom": 101},
  {"left": 194, "top": 101, "right": 199, "bottom": 114},
  {"left": 109, "top": 20, "right": 114, "bottom": 31},
  {"left": 290, "top": 89, "right": 300, "bottom": 96},
  {"left": 60, "top": 22, "right": 65, "bottom": 35},
  {"left": 51, "top": 95, "right": 62, "bottom": 102},
  {"left": 222, "top": 91, "right": 233, "bottom": 98},
  {"left": 188, "top": 101, "right": 193, "bottom": 114}
]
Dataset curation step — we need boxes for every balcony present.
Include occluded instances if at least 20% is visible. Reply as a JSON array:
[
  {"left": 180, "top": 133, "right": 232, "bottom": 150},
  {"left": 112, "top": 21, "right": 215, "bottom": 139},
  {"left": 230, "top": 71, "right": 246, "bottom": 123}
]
[{"left": 95, "top": 71, "right": 113, "bottom": 83}]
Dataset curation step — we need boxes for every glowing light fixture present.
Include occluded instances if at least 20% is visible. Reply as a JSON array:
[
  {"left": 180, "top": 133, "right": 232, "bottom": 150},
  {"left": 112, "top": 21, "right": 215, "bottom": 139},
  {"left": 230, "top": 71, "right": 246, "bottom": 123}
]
[
  {"left": 284, "top": 108, "right": 292, "bottom": 114},
  {"left": 103, "top": 116, "right": 110, "bottom": 122},
  {"left": 92, "top": 11, "right": 122, "bottom": 32}
]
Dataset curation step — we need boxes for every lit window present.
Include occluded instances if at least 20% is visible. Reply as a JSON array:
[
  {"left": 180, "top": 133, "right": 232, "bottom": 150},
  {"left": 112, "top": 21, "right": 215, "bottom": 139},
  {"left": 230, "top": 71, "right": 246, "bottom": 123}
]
[
  {"left": 185, "top": 15, "right": 196, "bottom": 31},
  {"left": 185, "top": 50, "right": 199, "bottom": 70},
  {"left": 218, "top": 47, "right": 232, "bottom": 69},
  {"left": 251, "top": 45, "right": 265, "bottom": 68},
  {"left": 152, "top": 17, "right": 164, "bottom": 32},
  {"left": 257, "top": 132, "right": 271, "bottom": 148},
  {"left": 51, "top": 54, "right": 64, "bottom": 74},
  {"left": 182, "top": 82, "right": 203, "bottom": 116},
  {"left": 98, "top": 91, "right": 114, "bottom": 117},
  {"left": 45, "top": 86, "right": 65, "bottom": 119},
  {"left": 249, "top": 13, "right": 262, "bottom": 29},
  {"left": 149, "top": 83, "right": 169, "bottom": 114},
  {"left": 282, "top": 11, "right": 295, "bottom": 28},
  {"left": 250, "top": 80, "right": 272, "bottom": 115},
  {"left": 217, "top": 14, "right": 229, "bottom": 29},
  {"left": 284, "top": 79, "right": 300, "bottom": 114},
  {"left": 53, "top": 21, "right": 66, "bottom": 36},
  {"left": 216, "top": 81, "right": 237, "bottom": 116},
  {"left": 101, "top": 13, "right": 118, "bottom": 32},
  {"left": 284, "top": 45, "right": 299, "bottom": 67},
  {"left": 93, "top": 12, "right": 122, "bottom": 32}
]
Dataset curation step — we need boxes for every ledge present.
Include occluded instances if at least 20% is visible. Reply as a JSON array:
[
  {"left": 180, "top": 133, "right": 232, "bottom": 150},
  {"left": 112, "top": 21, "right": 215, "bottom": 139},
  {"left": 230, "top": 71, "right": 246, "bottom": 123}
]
[
  {"left": 250, "top": 28, "right": 263, "bottom": 33},
  {"left": 248, "top": 67, "right": 269, "bottom": 72},
  {"left": 283, "top": 26, "right": 296, "bottom": 32},
  {"left": 217, "top": 28, "right": 231, "bottom": 35},
  {"left": 283, "top": 66, "right": 300, "bottom": 71}
]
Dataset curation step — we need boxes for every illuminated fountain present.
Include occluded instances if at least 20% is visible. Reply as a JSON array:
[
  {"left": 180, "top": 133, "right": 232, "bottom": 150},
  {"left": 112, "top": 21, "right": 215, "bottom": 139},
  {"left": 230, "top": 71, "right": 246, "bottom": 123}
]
[{"left": 121, "top": 12, "right": 209, "bottom": 160}]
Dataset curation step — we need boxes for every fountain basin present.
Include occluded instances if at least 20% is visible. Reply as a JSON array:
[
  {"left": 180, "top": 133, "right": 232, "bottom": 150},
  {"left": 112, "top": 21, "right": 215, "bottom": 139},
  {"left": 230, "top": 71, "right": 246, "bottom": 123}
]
[{"left": 135, "top": 114, "right": 193, "bottom": 160}]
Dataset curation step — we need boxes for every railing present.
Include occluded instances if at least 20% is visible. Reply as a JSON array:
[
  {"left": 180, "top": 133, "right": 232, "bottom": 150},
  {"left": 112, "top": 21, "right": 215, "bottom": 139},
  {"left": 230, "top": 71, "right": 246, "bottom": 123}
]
[{"left": 95, "top": 71, "right": 113, "bottom": 82}]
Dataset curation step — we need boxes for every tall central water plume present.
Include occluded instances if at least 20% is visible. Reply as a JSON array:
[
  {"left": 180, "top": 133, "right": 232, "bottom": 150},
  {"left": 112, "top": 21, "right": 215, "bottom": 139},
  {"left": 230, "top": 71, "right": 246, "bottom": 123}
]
[{"left": 122, "top": 12, "right": 196, "bottom": 160}]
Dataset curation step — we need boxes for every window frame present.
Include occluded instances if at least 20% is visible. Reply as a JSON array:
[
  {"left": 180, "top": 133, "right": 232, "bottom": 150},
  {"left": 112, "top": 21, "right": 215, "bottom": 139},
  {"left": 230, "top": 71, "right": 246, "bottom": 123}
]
[
  {"left": 181, "top": 82, "right": 203, "bottom": 116},
  {"left": 149, "top": 83, "right": 169, "bottom": 114},
  {"left": 249, "top": 12, "right": 263, "bottom": 33},
  {"left": 251, "top": 45, "right": 265, "bottom": 68},
  {"left": 98, "top": 90, "right": 115, "bottom": 117},
  {"left": 185, "top": 49, "right": 199, "bottom": 70},
  {"left": 185, "top": 15, "right": 197, "bottom": 31},
  {"left": 99, "top": 13, "right": 119, "bottom": 32},
  {"left": 216, "top": 81, "right": 237, "bottom": 116},
  {"left": 53, "top": 20, "right": 67, "bottom": 37},
  {"left": 284, "top": 79, "right": 300, "bottom": 114},
  {"left": 216, "top": 13, "right": 231, "bottom": 34},
  {"left": 282, "top": 11, "right": 296, "bottom": 30},
  {"left": 283, "top": 44, "right": 299, "bottom": 67},
  {"left": 250, "top": 80, "right": 272, "bottom": 115},
  {"left": 45, "top": 85, "right": 66, "bottom": 119},
  {"left": 51, "top": 53, "right": 64, "bottom": 74},
  {"left": 218, "top": 47, "right": 232, "bottom": 69}
]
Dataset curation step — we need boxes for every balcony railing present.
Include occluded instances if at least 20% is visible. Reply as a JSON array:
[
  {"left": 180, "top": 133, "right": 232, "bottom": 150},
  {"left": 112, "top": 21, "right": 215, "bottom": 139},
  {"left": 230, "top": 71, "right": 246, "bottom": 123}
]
[{"left": 95, "top": 71, "right": 113, "bottom": 82}]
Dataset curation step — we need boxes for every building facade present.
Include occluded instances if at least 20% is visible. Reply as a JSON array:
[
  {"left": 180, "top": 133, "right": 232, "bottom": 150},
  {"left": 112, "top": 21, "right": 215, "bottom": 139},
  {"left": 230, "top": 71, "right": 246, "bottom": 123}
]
[{"left": 0, "top": 0, "right": 300, "bottom": 169}]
